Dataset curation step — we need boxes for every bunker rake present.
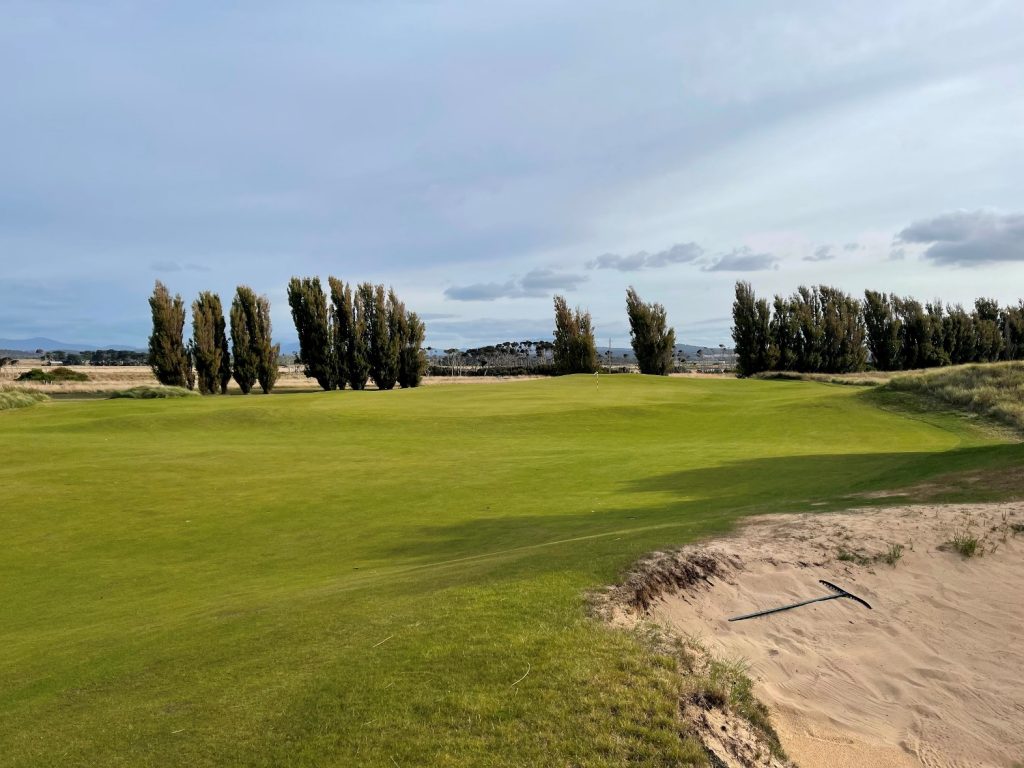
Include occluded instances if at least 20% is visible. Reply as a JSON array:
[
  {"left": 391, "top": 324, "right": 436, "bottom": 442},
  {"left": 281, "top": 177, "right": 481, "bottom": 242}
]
[{"left": 728, "top": 580, "right": 872, "bottom": 622}]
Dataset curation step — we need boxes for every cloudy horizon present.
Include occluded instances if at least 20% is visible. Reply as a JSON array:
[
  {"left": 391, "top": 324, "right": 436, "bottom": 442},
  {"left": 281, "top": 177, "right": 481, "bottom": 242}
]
[{"left": 2, "top": 1, "right": 1024, "bottom": 350}]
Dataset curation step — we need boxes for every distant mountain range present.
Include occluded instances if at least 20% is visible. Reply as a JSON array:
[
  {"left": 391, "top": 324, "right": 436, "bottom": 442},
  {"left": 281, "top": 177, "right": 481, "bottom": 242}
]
[{"left": 0, "top": 338, "right": 147, "bottom": 356}]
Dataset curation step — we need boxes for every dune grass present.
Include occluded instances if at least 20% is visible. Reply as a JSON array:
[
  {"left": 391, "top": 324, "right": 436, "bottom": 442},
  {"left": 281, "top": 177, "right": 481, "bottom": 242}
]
[
  {"left": 884, "top": 361, "right": 1024, "bottom": 433},
  {"left": 0, "top": 388, "right": 49, "bottom": 411},
  {"left": 1, "top": 375, "right": 1022, "bottom": 767}
]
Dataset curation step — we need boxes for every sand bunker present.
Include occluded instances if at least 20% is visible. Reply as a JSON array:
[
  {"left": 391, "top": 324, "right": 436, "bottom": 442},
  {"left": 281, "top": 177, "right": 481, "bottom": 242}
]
[{"left": 608, "top": 503, "right": 1024, "bottom": 768}]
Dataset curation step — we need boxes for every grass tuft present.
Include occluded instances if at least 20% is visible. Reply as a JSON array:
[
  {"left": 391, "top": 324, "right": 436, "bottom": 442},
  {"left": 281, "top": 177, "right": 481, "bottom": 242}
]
[
  {"left": 881, "top": 542, "right": 904, "bottom": 566},
  {"left": 943, "top": 530, "right": 981, "bottom": 558}
]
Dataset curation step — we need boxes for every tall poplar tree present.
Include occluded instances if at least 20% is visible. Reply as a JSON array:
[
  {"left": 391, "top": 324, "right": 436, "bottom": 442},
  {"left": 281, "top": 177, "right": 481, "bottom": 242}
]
[
  {"left": 328, "top": 277, "right": 351, "bottom": 390},
  {"left": 191, "top": 291, "right": 226, "bottom": 394},
  {"left": 731, "top": 281, "right": 771, "bottom": 376},
  {"left": 148, "top": 280, "right": 193, "bottom": 388},
  {"left": 398, "top": 310, "right": 427, "bottom": 388},
  {"left": 370, "top": 285, "right": 400, "bottom": 390},
  {"left": 863, "top": 290, "right": 901, "bottom": 371},
  {"left": 625, "top": 287, "right": 676, "bottom": 375},
  {"left": 230, "top": 286, "right": 259, "bottom": 394},
  {"left": 287, "top": 276, "right": 334, "bottom": 390},
  {"left": 552, "top": 295, "right": 597, "bottom": 374},
  {"left": 349, "top": 283, "right": 373, "bottom": 390}
]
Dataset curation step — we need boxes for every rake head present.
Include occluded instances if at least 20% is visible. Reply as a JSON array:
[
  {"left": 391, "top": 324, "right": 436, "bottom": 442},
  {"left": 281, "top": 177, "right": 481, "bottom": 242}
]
[{"left": 820, "top": 579, "right": 872, "bottom": 610}]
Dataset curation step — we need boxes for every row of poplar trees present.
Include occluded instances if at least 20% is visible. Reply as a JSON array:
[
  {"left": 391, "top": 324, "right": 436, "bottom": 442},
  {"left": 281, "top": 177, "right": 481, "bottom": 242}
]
[
  {"left": 732, "top": 281, "right": 1024, "bottom": 376},
  {"left": 148, "top": 281, "right": 279, "bottom": 394},
  {"left": 552, "top": 288, "right": 677, "bottom": 375},
  {"left": 287, "top": 277, "right": 426, "bottom": 390}
]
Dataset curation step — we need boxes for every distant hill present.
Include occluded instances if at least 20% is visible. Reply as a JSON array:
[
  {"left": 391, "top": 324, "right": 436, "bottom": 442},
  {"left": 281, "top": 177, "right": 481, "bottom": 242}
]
[{"left": 0, "top": 338, "right": 144, "bottom": 355}]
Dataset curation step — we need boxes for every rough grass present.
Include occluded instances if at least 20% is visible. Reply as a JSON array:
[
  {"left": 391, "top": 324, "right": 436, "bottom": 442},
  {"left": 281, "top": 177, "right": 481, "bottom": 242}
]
[
  {"left": 751, "top": 370, "right": 893, "bottom": 386},
  {"left": 109, "top": 385, "right": 199, "bottom": 399},
  {"left": 885, "top": 362, "right": 1024, "bottom": 434},
  {"left": 1, "top": 376, "right": 1022, "bottom": 766},
  {"left": 0, "top": 388, "right": 49, "bottom": 411}
]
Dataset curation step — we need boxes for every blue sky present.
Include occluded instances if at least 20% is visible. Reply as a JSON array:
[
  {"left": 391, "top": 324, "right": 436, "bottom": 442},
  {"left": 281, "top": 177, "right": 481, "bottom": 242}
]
[{"left": 2, "top": 1, "right": 1024, "bottom": 348}]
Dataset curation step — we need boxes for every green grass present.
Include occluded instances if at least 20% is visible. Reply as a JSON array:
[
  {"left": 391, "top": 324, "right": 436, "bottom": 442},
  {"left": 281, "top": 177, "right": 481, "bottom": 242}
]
[
  {"left": 0, "top": 388, "right": 49, "bottom": 410},
  {"left": 1, "top": 375, "right": 1021, "bottom": 767}
]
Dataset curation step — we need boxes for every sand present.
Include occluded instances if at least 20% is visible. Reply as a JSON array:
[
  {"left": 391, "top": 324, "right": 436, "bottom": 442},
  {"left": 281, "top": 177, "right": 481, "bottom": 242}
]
[{"left": 641, "top": 503, "right": 1024, "bottom": 768}]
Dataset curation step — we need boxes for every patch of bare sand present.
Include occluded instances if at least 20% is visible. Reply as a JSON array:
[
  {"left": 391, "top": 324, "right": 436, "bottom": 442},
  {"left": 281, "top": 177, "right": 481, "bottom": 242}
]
[{"left": 627, "top": 504, "right": 1024, "bottom": 768}]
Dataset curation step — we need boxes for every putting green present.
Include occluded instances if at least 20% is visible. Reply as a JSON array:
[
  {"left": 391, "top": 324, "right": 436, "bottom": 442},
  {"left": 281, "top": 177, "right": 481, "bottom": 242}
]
[{"left": 1, "top": 376, "right": 1020, "bottom": 766}]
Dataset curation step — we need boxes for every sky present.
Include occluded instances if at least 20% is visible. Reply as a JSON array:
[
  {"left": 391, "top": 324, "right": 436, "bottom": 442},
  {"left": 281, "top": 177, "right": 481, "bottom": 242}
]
[{"left": 2, "top": 1, "right": 1024, "bottom": 349}]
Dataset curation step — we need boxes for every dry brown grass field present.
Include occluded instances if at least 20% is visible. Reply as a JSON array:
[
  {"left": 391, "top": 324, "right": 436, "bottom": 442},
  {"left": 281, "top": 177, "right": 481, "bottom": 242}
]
[{"left": 0, "top": 361, "right": 553, "bottom": 394}]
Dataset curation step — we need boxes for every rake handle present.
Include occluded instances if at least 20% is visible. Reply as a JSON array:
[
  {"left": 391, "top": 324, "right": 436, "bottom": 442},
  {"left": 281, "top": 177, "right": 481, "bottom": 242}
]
[{"left": 728, "top": 593, "right": 845, "bottom": 622}]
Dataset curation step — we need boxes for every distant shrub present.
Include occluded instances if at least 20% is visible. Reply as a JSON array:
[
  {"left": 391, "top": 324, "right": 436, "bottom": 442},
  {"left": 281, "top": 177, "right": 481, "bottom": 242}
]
[
  {"left": 0, "top": 389, "right": 49, "bottom": 411},
  {"left": 109, "top": 385, "right": 198, "bottom": 400},
  {"left": 16, "top": 366, "right": 89, "bottom": 383}
]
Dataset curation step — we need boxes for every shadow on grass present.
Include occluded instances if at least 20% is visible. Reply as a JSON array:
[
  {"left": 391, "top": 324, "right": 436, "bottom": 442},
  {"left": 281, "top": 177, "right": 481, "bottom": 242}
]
[{"left": 383, "top": 443, "right": 1024, "bottom": 578}]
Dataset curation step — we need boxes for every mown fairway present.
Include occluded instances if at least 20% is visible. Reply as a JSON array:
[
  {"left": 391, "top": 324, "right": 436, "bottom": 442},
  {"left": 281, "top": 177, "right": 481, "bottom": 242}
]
[{"left": 2, "top": 376, "right": 1021, "bottom": 767}]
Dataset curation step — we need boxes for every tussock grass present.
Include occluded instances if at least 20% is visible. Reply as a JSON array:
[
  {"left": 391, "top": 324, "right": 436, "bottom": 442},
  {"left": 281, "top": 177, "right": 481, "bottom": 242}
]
[
  {"left": 835, "top": 542, "right": 905, "bottom": 567},
  {"left": 0, "top": 388, "right": 49, "bottom": 411},
  {"left": 108, "top": 385, "right": 198, "bottom": 399},
  {"left": 885, "top": 362, "right": 1024, "bottom": 433}
]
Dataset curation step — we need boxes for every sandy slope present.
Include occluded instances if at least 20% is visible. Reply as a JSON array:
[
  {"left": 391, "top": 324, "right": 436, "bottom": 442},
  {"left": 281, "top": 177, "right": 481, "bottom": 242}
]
[{"left": 645, "top": 503, "right": 1024, "bottom": 768}]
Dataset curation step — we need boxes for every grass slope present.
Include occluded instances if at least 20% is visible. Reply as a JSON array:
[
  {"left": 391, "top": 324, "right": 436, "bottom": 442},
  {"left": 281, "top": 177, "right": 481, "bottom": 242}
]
[
  {"left": 886, "top": 361, "right": 1024, "bottom": 433},
  {"left": 1, "top": 376, "right": 1021, "bottom": 767}
]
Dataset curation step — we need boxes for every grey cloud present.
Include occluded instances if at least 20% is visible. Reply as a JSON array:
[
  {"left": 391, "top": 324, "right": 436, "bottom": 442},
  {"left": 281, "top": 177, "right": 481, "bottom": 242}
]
[
  {"left": 888, "top": 247, "right": 906, "bottom": 261},
  {"left": 702, "top": 247, "right": 779, "bottom": 272},
  {"left": 803, "top": 245, "right": 835, "bottom": 262},
  {"left": 843, "top": 242, "right": 862, "bottom": 251},
  {"left": 587, "top": 242, "right": 703, "bottom": 271},
  {"left": 444, "top": 269, "right": 587, "bottom": 301},
  {"left": 896, "top": 210, "right": 1024, "bottom": 266}
]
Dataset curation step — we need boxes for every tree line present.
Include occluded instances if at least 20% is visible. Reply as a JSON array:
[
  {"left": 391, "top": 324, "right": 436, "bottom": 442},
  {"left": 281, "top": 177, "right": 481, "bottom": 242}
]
[
  {"left": 149, "top": 281, "right": 279, "bottom": 394},
  {"left": 287, "top": 277, "right": 426, "bottom": 390},
  {"left": 732, "top": 281, "right": 1024, "bottom": 376}
]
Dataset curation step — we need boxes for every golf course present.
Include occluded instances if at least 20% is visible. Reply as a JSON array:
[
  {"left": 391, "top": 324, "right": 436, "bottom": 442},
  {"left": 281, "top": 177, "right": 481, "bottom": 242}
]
[{"left": 2, "top": 374, "right": 1021, "bottom": 767}]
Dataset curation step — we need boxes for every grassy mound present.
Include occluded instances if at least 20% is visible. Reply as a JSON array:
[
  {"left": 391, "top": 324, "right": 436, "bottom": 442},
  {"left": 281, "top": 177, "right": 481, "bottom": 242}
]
[
  {"left": 108, "top": 385, "right": 198, "bottom": 399},
  {"left": 885, "top": 362, "right": 1024, "bottom": 433},
  {"left": 0, "top": 388, "right": 49, "bottom": 411},
  {"left": 16, "top": 366, "right": 90, "bottom": 383},
  {"left": 1, "top": 376, "right": 1021, "bottom": 766}
]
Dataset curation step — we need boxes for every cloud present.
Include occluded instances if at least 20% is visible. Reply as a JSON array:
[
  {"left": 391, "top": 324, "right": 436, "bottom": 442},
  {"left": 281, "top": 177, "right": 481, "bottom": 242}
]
[
  {"left": 587, "top": 242, "right": 703, "bottom": 271},
  {"left": 888, "top": 247, "right": 906, "bottom": 261},
  {"left": 803, "top": 245, "right": 835, "bottom": 262},
  {"left": 896, "top": 210, "right": 1024, "bottom": 266},
  {"left": 702, "top": 247, "right": 779, "bottom": 272},
  {"left": 444, "top": 268, "right": 587, "bottom": 301},
  {"left": 843, "top": 242, "right": 862, "bottom": 251}
]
